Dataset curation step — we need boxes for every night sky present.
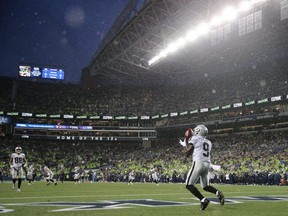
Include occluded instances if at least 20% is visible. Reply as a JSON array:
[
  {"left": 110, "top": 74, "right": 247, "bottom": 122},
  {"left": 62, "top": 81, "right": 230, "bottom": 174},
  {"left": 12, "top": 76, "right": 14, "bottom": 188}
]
[{"left": 0, "top": 0, "right": 129, "bottom": 83}]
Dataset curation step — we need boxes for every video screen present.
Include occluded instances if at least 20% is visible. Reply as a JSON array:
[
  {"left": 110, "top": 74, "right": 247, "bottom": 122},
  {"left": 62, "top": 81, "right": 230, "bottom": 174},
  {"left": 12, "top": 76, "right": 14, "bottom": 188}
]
[
  {"left": 19, "top": 66, "right": 31, "bottom": 77},
  {"left": 42, "top": 68, "right": 64, "bottom": 80},
  {"left": 19, "top": 65, "right": 64, "bottom": 80}
]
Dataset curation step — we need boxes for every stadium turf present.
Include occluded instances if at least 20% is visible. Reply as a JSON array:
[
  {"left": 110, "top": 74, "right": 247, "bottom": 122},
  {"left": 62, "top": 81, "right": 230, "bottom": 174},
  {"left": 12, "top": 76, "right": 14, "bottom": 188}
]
[{"left": 1, "top": 181, "right": 288, "bottom": 216}]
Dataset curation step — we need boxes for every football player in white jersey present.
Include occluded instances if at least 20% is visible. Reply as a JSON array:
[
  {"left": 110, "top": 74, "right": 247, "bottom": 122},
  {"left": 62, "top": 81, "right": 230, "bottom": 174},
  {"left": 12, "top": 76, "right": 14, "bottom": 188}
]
[
  {"left": 128, "top": 170, "right": 135, "bottom": 185},
  {"left": 181, "top": 125, "right": 225, "bottom": 210},
  {"left": 10, "top": 146, "right": 26, "bottom": 192},
  {"left": 150, "top": 167, "right": 159, "bottom": 186},
  {"left": 73, "top": 166, "right": 81, "bottom": 184},
  {"left": 43, "top": 166, "right": 57, "bottom": 185},
  {"left": 27, "top": 164, "right": 35, "bottom": 185}
]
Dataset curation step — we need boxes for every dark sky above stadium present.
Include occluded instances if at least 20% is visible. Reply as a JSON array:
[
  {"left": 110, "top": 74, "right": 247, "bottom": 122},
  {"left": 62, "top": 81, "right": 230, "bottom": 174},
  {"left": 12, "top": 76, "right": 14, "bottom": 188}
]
[{"left": 0, "top": 0, "right": 129, "bottom": 83}]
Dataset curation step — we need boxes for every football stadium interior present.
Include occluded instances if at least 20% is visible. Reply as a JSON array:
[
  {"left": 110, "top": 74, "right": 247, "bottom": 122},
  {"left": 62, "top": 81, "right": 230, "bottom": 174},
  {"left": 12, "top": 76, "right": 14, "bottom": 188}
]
[{"left": 1, "top": 1, "right": 288, "bottom": 214}]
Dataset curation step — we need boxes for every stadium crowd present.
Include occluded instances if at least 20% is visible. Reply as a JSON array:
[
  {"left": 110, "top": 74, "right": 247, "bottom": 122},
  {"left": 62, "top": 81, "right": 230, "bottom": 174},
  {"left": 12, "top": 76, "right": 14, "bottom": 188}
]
[
  {"left": 0, "top": 68, "right": 288, "bottom": 186},
  {"left": 0, "top": 130, "right": 287, "bottom": 185},
  {"left": 0, "top": 68, "right": 287, "bottom": 117}
]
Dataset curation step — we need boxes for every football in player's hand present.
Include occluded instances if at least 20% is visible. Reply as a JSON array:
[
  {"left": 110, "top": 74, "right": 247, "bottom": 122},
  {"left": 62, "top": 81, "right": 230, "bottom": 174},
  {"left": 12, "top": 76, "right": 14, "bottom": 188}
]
[{"left": 185, "top": 128, "right": 193, "bottom": 140}]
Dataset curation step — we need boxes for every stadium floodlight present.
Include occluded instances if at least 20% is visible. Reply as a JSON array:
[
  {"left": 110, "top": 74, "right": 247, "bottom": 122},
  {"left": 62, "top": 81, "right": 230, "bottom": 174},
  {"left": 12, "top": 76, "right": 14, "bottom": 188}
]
[
  {"left": 166, "top": 38, "right": 186, "bottom": 53},
  {"left": 148, "top": 0, "right": 266, "bottom": 66},
  {"left": 239, "top": 0, "right": 266, "bottom": 11},
  {"left": 209, "top": 15, "right": 223, "bottom": 27},
  {"left": 148, "top": 49, "right": 169, "bottom": 65},
  {"left": 250, "top": 0, "right": 265, "bottom": 4},
  {"left": 185, "top": 30, "right": 198, "bottom": 42},
  {"left": 159, "top": 50, "right": 168, "bottom": 58},
  {"left": 239, "top": 1, "right": 253, "bottom": 11},
  {"left": 175, "top": 37, "right": 186, "bottom": 48},
  {"left": 166, "top": 42, "right": 178, "bottom": 53},
  {"left": 196, "top": 23, "right": 210, "bottom": 35},
  {"left": 221, "top": 6, "right": 237, "bottom": 21},
  {"left": 148, "top": 55, "right": 160, "bottom": 65}
]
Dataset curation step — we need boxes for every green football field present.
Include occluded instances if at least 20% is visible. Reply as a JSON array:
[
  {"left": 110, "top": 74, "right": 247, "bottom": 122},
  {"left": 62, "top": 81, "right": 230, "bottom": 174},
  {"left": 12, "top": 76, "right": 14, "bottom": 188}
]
[{"left": 1, "top": 181, "right": 288, "bottom": 216}]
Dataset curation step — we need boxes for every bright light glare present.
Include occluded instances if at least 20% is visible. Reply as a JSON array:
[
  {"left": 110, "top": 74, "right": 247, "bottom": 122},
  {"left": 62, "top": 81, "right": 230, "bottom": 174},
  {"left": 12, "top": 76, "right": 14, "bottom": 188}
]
[
  {"left": 250, "top": 0, "right": 264, "bottom": 4},
  {"left": 166, "top": 38, "right": 186, "bottom": 53},
  {"left": 148, "top": 0, "right": 266, "bottom": 66},
  {"left": 209, "top": 15, "right": 223, "bottom": 27},
  {"left": 221, "top": 6, "right": 237, "bottom": 21},
  {"left": 175, "top": 37, "right": 185, "bottom": 47},
  {"left": 148, "top": 56, "right": 159, "bottom": 65},
  {"left": 166, "top": 42, "right": 178, "bottom": 53},
  {"left": 185, "top": 30, "right": 198, "bottom": 42},
  {"left": 196, "top": 23, "right": 210, "bottom": 35},
  {"left": 239, "top": 1, "right": 252, "bottom": 11},
  {"left": 159, "top": 50, "right": 168, "bottom": 58}
]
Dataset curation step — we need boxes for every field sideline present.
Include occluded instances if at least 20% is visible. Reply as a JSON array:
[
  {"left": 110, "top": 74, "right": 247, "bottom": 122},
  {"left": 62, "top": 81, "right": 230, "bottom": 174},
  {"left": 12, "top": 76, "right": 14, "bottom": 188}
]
[{"left": 1, "top": 181, "right": 288, "bottom": 216}]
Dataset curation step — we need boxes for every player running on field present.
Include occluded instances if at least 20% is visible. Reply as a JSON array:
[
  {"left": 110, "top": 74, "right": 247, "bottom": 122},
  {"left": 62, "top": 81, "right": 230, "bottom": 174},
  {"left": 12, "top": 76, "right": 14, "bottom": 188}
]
[{"left": 180, "top": 125, "right": 225, "bottom": 210}]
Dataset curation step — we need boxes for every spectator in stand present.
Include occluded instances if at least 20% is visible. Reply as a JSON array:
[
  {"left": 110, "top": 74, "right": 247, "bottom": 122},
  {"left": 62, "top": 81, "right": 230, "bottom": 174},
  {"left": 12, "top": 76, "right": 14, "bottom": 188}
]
[{"left": 0, "top": 130, "right": 287, "bottom": 186}]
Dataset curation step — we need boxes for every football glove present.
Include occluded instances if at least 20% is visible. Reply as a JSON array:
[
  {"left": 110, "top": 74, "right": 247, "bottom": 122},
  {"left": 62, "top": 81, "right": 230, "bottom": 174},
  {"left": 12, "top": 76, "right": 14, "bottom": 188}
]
[
  {"left": 179, "top": 139, "right": 187, "bottom": 147},
  {"left": 210, "top": 163, "right": 221, "bottom": 171}
]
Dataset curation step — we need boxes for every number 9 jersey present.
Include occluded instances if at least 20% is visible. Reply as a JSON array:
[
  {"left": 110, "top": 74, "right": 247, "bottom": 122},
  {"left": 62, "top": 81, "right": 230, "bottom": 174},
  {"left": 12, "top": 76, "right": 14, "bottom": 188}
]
[{"left": 188, "top": 135, "right": 212, "bottom": 163}]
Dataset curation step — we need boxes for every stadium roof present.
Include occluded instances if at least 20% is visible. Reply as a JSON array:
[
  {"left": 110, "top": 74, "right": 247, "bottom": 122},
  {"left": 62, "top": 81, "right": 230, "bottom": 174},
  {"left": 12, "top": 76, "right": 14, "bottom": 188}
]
[{"left": 87, "top": 0, "right": 288, "bottom": 85}]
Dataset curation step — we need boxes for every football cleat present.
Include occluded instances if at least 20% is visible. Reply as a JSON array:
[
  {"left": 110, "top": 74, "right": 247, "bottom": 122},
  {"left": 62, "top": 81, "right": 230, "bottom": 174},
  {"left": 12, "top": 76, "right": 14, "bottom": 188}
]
[
  {"left": 217, "top": 191, "right": 225, "bottom": 206},
  {"left": 200, "top": 199, "right": 210, "bottom": 210}
]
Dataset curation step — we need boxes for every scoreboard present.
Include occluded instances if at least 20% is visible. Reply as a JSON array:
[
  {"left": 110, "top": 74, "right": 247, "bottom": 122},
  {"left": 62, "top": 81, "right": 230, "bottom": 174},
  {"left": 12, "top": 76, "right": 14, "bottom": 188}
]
[{"left": 19, "top": 65, "right": 64, "bottom": 80}]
